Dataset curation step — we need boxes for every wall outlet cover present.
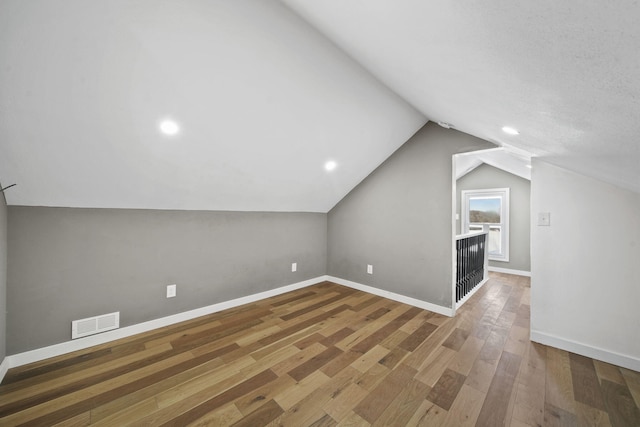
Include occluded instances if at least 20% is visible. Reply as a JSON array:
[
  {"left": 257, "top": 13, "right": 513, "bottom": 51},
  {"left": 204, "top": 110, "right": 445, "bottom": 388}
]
[
  {"left": 291, "top": 262, "right": 297, "bottom": 272},
  {"left": 367, "top": 264, "right": 373, "bottom": 274},
  {"left": 167, "top": 284, "right": 177, "bottom": 298}
]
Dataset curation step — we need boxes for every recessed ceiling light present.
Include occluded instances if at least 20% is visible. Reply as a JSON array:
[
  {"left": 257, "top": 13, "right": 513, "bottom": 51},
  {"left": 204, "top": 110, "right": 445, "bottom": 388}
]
[
  {"left": 526, "top": 164, "right": 532, "bottom": 169},
  {"left": 159, "top": 119, "right": 180, "bottom": 136},
  {"left": 324, "top": 160, "right": 337, "bottom": 172},
  {"left": 501, "top": 126, "right": 519, "bottom": 135}
]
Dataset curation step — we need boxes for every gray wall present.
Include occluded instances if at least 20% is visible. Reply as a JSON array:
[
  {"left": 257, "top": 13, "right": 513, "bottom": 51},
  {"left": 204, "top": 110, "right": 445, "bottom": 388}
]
[
  {"left": 7, "top": 208, "right": 326, "bottom": 354},
  {"left": 0, "top": 187, "right": 6, "bottom": 362},
  {"left": 327, "top": 122, "right": 494, "bottom": 308},
  {"left": 456, "top": 163, "right": 531, "bottom": 272}
]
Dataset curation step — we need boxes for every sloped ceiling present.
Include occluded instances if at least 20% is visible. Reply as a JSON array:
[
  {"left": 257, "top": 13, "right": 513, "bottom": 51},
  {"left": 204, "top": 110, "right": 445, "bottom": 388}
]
[
  {"left": 0, "top": 0, "right": 425, "bottom": 212},
  {"left": 283, "top": 0, "right": 640, "bottom": 194},
  {"left": 1, "top": 1, "right": 639, "bottom": 214},
  {"left": 456, "top": 148, "right": 532, "bottom": 181}
]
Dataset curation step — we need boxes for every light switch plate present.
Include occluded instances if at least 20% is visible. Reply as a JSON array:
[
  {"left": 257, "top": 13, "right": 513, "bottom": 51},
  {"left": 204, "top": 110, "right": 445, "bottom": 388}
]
[{"left": 538, "top": 212, "right": 551, "bottom": 226}]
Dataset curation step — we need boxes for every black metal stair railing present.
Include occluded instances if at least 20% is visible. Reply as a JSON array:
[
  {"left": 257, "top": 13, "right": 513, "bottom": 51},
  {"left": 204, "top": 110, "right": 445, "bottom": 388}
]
[{"left": 456, "top": 232, "right": 487, "bottom": 303}]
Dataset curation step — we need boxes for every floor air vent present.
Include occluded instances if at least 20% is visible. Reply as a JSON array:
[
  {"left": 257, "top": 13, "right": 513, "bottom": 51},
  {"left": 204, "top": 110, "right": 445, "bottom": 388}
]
[{"left": 72, "top": 312, "right": 120, "bottom": 339}]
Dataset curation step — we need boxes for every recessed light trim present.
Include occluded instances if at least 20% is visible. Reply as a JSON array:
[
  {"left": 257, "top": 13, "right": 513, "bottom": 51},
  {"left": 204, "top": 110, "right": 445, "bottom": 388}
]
[
  {"left": 324, "top": 160, "right": 337, "bottom": 172},
  {"left": 159, "top": 119, "right": 180, "bottom": 136},
  {"left": 501, "top": 126, "right": 519, "bottom": 135}
]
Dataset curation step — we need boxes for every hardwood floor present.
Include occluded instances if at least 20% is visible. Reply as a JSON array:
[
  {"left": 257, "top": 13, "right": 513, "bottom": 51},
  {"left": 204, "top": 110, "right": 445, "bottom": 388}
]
[{"left": 1, "top": 273, "right": 639, "bottom": 426}]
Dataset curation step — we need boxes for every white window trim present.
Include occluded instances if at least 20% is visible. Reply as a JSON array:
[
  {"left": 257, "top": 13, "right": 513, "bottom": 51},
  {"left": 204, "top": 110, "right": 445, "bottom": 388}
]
[{"left": 461, "top": 188, "right": 510, "bottom": 262}]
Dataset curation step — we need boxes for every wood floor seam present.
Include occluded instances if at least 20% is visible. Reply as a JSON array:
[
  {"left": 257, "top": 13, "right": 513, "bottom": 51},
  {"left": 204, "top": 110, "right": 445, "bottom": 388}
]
[{"left": 1, "top": 273, "right": 638, "bottom": 426}]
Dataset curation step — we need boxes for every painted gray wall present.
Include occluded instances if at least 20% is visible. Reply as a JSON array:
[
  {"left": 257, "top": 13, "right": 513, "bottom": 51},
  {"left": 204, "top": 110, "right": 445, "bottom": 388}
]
[
  {"left": 7, "top": 208, "right": 326, "bottom": 354},
  {"left": 327, "top": 122, "right": 495, "bottom": 308},
  {"left": 456, "top": 163, "right": 531, "bottom": 272},
  {"left": 531, "top": 160, "right": 640, "bottom": 367},
  {"left": 0, "top": 188, "right": 7, "bottom": 362}
]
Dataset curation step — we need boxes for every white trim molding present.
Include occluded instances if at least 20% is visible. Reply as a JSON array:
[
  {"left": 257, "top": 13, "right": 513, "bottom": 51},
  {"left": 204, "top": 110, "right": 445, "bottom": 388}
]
[
  {"left": 0, "top": 357, "right": 9, "bottom": 382},
  {"left": 531, "top": 330, "right": 640, "bottom": 372},
  {"left": 1, "top": 274, "right": 455, "bottom": 383},
  {"left": 3, "top": 275, "right": 329, "bottom": 375},
  {"left": 488, "top": 266, "right": 531, "bottom": 277},
  {"left": 328, "top": 276, "right": 454, "bottom": 317},
  {"left": 461, "top": 187, "right": 510, "bottom": 262}
]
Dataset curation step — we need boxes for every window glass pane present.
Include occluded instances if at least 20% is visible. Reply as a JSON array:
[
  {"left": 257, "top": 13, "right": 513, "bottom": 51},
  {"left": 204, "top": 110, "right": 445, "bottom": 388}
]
[
  {"left": 488, "top": 226, "right": 501, "bottom": 254},
  {"left": 469, "top": 225, "right": 483, "bottom": 232},
  {"left": 469, "top": 197, "right": 501, "bottom": 223}
]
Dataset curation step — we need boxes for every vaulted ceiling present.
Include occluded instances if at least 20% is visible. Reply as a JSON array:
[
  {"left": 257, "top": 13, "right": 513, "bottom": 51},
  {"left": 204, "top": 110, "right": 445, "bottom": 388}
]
[
  {"left": 283, "top": 0, "right": 640, "bottom": 194},
  {"left": 1, "top": 0, "right": 638, "bottom": 213}
]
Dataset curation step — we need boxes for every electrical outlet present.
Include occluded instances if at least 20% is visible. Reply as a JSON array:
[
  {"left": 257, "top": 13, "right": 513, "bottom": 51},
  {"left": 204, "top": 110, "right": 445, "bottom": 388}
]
[
  {"left": 291, "top": 262, "right": 297, "bottom": 272},
  {"left": 367, "top": 264, "right": 373, "bottom": 274},
  {"left": 166, "top": 284, "right": 177, "bottom": 298}
]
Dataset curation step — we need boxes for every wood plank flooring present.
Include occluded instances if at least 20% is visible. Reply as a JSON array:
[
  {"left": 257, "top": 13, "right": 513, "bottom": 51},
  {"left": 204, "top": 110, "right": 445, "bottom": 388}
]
[{"left": 1, "top": 273, "right": 639, "bottom": 426}]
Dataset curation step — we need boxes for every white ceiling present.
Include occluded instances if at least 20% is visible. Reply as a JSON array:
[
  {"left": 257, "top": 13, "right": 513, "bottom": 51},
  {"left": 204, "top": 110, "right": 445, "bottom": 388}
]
[
  {"left": 1, "top": 1, "right": 639, "bottom": 213},
  {"left": 283, "top": 0, "right": 640, "bottom": 194},
  {"left": 455, "top": 148, "right": 531, "bottom": 182},
  {"left": 0, "top": 0, "right": 425, "bottom": 212}
]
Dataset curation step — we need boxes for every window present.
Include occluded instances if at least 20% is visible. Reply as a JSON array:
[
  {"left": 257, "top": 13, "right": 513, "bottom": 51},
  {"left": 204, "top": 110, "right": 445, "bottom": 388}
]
[{"left": 461, "top": 188, "right": 510, "bottom": 262}]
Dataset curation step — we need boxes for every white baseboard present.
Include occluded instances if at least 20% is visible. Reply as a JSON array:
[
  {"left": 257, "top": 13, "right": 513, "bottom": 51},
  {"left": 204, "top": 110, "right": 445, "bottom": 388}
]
[
  {"left": 530, "top": 330, "right": 640, "bottom": 372},
  {"left": 0, "top": 357, "right": 9, "bottom": 382},
  {"left": 3, "top": 275, "right": 329, "bottom": 375},
  {"left": 327, "top": 276, "right": 454, "bottom": 317},
  {"left": 488, "top": 266, "right": 531, "bottom": 277},
  {"left": 1, "top": 274, "right": 455, "bottom": 382}
]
